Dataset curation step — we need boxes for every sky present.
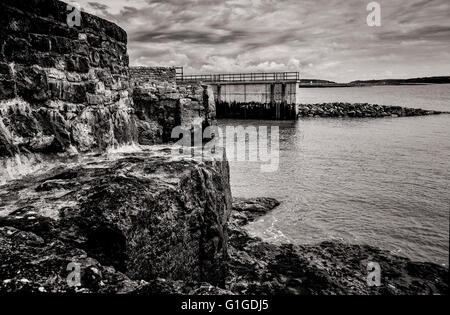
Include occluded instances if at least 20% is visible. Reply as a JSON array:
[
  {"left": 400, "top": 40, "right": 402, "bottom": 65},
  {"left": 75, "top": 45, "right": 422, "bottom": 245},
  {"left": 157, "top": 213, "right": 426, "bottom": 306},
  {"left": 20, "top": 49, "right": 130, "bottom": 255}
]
[{"left": 74, "top": 0, "right": 450, "bottom": 82}]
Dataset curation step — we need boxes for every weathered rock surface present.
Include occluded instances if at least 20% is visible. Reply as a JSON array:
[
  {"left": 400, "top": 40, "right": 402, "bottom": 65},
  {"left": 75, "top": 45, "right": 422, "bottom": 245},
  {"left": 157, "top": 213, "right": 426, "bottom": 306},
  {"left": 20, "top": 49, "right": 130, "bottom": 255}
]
[
  {"left": 231, "top": 197, "right": 280, "bottom": 226},
  {"left": 0, "top": 147, "right": 232, "bottom": 292},
  {"left": 0, "top": 225, "right": 144, "bottom": 294},
  {"left": 298, "top": 103, "right": 446, "bottom": 118},
  {"left": 226, "top": 198, "right": 449, "bottom": 295}
]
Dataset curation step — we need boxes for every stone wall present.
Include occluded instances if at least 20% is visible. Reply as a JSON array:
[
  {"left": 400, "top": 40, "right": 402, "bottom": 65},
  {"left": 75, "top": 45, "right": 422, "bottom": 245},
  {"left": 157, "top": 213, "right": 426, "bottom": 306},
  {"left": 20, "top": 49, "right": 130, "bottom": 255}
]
[
  {"left": 130, "top": 67, "right": 215, "bottom": 144},
  {"left": 130, "top": 67, "right": 177, "bottom": 84},
  {"left": 0, "top": 0, "right": 135, "bottom": 157}
]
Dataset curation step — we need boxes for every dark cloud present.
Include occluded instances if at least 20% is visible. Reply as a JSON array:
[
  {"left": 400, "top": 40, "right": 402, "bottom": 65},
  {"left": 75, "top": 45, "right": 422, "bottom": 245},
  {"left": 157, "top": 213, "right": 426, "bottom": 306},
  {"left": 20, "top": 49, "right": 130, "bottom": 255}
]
[
  {"left": 77, "top": 0, "right": 450, "bottom": 81},
  {"left": 132, "top": 29, "right": 249, "bottom": 44},
  {"left": 379, "top": 25, "right": 450, "bottom": 41},
  {"left": 87, "top": 2, "right": 109, "bottom": 10}
]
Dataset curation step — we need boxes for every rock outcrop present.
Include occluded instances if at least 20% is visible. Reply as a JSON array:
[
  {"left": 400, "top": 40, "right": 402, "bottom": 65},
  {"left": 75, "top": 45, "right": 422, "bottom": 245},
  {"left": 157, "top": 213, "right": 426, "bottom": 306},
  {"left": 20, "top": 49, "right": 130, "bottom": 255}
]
[
  {"left": 297, "top": 103, "right": 446, "bottom": 118},
  {"left": 0, "top": 147, "right": 232, "bottom": 292}
]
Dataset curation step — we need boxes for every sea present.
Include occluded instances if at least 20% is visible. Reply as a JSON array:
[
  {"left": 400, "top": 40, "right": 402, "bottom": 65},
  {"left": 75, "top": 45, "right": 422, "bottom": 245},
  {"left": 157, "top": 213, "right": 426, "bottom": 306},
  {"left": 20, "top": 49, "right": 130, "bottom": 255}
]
[{"left": 218, "top": 84, "right": 450, "bottom": 266}]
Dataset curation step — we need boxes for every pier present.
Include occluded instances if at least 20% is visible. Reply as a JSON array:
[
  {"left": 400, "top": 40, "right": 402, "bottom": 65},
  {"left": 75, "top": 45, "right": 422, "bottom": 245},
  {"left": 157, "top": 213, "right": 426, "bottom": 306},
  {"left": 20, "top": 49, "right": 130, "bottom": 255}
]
[{"left": 177, "top": 70, "right": 300, "bottom": 120}]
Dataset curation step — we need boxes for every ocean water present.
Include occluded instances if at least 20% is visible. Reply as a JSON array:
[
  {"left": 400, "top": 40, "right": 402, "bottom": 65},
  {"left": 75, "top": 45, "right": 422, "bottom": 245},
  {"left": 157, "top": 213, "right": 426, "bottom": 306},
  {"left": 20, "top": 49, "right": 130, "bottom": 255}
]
[{"left": 219, "top": 84, "right": 450, "bottom": 266}]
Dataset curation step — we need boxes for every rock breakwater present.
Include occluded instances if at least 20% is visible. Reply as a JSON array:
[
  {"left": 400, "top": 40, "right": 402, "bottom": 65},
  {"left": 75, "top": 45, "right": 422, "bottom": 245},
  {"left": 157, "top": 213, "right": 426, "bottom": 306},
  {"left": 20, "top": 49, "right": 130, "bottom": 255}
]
[{"left": 298, "top": 103, "right": 446, "bottom": 118}]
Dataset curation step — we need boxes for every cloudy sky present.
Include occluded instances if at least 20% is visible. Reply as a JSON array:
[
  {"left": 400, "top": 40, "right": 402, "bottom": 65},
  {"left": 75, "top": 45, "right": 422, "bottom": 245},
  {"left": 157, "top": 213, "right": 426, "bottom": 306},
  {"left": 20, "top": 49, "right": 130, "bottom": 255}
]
[{"left": 75, "top": 0, "right": 450, "bottom": 82}]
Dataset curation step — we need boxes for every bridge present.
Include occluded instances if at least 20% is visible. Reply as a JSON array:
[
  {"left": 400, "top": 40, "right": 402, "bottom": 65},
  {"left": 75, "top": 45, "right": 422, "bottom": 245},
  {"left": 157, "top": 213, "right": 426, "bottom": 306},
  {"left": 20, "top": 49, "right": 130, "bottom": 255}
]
[{"left": 176, "top": 68, "right": 300, "bottom": 120}]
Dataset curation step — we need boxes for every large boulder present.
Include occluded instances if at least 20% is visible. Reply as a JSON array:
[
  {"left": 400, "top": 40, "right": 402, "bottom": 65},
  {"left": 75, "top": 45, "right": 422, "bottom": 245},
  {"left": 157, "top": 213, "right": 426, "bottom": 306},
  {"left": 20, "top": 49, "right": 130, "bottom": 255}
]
[{"left": 0, "top": 147, "right": 232, "bottom": 291}]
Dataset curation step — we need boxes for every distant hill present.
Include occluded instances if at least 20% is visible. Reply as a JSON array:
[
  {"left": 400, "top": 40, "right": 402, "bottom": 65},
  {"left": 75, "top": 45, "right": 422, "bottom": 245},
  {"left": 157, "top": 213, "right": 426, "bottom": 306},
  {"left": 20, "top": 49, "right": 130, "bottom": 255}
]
[
  {"left": 349, "top": 76, "right": 450, "bottom": 86},
  {"left": 299, "top": 79, "right": 349, "bottom": 87},
  {"left": 299, "top": 76, "right": 450, "bottom": 87},
  {"left": 300, "top": 79, "right": 337, "bottom": 84}
]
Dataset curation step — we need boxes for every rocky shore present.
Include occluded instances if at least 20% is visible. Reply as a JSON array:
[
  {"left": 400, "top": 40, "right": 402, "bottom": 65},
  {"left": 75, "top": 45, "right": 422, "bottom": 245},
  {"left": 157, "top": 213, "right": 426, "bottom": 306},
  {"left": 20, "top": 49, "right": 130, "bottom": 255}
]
[
  {"left": 1, "top": 177, "right": 448, "bottom": 295},
  {"left": 297, "top": 103, "right": 447, "bottom": 118},
  {"left": 227, "top": 198, "right": 448, "bottom": 295}
]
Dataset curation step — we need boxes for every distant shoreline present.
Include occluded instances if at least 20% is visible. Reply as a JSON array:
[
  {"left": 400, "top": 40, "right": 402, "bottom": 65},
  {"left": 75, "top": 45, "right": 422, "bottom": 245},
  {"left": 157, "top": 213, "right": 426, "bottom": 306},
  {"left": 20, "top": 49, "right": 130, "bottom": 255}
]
[
  {"left": 299, "top": 83, "right": 448, "bottom": 88},
  {"left": 299, "top": 77, "right": 450, "bottom": 88},
  {"left": 299, "top": 83, "right": 450, "bottom": 88}
]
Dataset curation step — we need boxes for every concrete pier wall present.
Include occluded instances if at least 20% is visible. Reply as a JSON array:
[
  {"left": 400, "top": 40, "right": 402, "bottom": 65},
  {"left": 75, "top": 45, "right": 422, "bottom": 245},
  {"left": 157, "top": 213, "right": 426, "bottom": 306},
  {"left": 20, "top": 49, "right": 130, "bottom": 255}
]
[
  {"left": 210, "top": 82, "right": 299, "bottom": 104},
  {"left": 209, "top": 81, "right": 299, "bottom": 120}
]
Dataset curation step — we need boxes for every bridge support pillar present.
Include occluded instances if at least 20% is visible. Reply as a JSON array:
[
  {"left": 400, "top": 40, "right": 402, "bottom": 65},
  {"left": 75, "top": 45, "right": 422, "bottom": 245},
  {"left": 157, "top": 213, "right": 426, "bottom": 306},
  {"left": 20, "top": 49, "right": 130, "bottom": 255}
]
[
  {"left": 270, "top": 83, "right": 275, "bottom": 104},
  {"left": 281, "top": 83, "right": 287, "bottom": 119},
  {"left": 216, "top": 84, "right": 222, "bottom": 103},
  {"left": 270, "top": 83, "right": 280, "bottom": 119}
]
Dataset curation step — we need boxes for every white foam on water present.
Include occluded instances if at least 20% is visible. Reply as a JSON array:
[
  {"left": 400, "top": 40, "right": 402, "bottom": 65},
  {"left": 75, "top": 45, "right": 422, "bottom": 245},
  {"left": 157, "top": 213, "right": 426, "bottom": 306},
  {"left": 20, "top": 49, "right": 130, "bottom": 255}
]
[
  {"left": 66, "top": 145, "right": 79, "bottom": 156},
  {"left": 0, "top": 152, "right": 80, "bottom": 186},
  {"left": 106, "top": 142, "right": 142, "bottom": 155},
  {"left": 0, "top": 154, "right": 46, "bottom": 185}
]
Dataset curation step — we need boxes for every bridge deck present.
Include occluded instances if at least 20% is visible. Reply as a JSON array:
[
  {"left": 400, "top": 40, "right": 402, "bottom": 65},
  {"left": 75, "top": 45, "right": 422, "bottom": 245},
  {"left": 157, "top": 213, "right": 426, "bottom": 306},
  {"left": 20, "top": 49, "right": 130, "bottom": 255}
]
[{"left": 176, "top": 71, "right": 300, "bottom": 83}]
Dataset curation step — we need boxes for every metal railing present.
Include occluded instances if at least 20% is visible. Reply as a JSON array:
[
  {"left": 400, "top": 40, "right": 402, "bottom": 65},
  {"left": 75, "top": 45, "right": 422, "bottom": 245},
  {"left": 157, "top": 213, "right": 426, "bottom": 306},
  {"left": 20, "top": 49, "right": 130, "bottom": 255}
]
[{"left": 176, "top": 71, "right": 300, "bottom": 82}]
